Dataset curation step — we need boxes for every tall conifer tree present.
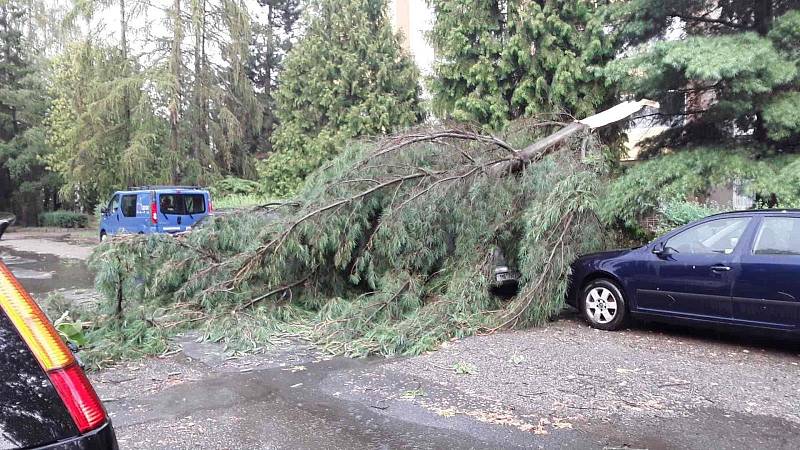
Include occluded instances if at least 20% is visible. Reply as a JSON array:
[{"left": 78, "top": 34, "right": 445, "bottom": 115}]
[
  {"left": 260, "top": 0, "right": 423, "bottom": 197},
  {"left": 606, "top": 0, "right": 800, "bottom": 150},
  {"left": 429, "top": 0, "right": 616, "bottom": 130}
]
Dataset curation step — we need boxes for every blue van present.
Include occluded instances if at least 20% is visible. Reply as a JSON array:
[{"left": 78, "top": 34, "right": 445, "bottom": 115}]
[{"left": 99, "top": 186, "right": 212, "bottom": 241}]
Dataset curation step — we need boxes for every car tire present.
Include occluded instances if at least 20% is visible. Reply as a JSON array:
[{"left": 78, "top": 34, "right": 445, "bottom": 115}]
[
  {"left": 100, "top": 231, "right": 108, "bottom": 242},
  {"left": 580, "top": 278, "right": 628, "bottom": 331}
]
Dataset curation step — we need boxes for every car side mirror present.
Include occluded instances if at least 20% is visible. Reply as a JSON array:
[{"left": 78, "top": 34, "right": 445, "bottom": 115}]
[
  {"left": 101, "top": 207, "right": 108, "bottom": 215},
  {"left": 653, "top": 242, "right": 677, "bottom": 257}
]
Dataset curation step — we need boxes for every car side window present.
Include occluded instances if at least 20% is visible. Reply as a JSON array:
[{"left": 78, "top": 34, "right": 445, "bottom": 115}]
[
  {"left": 120, "top": 194, "right": 137, "bottom": 218},
  {"left": 753, "top": 217, "right": 800, "bottom": 256},
  {"left": 108, "top": 195, "right": 120, "bottom": 213},
  {"left": 666, "top": 217, "right": 751, "bottom": 255}
]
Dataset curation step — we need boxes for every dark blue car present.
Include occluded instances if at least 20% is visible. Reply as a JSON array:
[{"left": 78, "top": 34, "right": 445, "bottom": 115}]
[{"left": 568, "top": 209, "right": 800, "bottom": 335}]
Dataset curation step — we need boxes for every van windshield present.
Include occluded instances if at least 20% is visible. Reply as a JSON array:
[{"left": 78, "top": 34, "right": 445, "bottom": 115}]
[{"left": 159, "top": 194, "right": 206, "bottom": 215}]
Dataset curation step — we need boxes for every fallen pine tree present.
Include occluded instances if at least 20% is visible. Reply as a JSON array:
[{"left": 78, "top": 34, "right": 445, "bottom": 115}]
[{"left": 78, "top": 101, "right": 656, "bottom": 365}]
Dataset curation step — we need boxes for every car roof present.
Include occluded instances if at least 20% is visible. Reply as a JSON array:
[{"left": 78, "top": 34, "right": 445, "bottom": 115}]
[
  {"left": 706, "top": 209, "right": 800, "bottom": 218},
  {"left": 114, "top": 186, "right": 209, "bottom": 194}
]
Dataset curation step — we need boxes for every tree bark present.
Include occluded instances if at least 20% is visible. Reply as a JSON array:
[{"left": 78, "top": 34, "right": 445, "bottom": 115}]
[
  {"left": 263, "top": 3, "right": 274, "bottom": 154},
  {"left": 120, "top": 0, "right": 132, "bottom": 168},
  {"left": 752, "top": 0, "right": 773, "bottom": 142},
  {"left": 170, "top": 0, "right": 183, "bottom": 182},
  {"left": 191, "top": 0, "right": 209, "bottom": 166},
  {"left": 490, "top": 100, "right": 657, "bottom": 176}
]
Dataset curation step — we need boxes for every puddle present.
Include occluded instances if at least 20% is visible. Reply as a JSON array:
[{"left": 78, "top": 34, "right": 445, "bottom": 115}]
[
  {"left": 5, "top": 267, "right": 54, "bottom": 280},
  {"left": 1, "top": 249, "right": 94, "bottom": 296}
]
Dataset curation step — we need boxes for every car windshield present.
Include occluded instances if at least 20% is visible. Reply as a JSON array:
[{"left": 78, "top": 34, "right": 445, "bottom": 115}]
[{"left": 159, "top": 194, "right": 206, "bottom": 215}]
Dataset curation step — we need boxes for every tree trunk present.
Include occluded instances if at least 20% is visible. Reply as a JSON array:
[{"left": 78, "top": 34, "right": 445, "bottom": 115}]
[
  {"left": 263, "top": 3, "right": 274, "bottom": 154},
  {"left": 170, "top": 0, "right": 183, "bottom": 182},
  {"left": 192, "top": 0, "right": 209, "bottom": 166},
  {"left": 754, "top": 0, "right": 773, "bottom": 36},
  {"left": 490, "top": 100, "right": 657, "bottom": 176},
  {"left": 120, "top": 0, "right": 132, "bottom": 158},
  {"left": 752, "top": 0, "right": 773, "bottom": 143}
]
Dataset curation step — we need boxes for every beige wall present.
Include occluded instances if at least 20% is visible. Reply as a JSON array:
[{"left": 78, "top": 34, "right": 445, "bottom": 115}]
[{"left": 388, "top": 0, "right": 434, "bottom": 76}]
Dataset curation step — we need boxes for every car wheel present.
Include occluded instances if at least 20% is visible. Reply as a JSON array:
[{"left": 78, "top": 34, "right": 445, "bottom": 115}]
[
  {"left": 581, "top": 278, "right": 628, "bottom": 331},
  {"left": 100, "top": 231, "right": 108, "bottom": 242}
]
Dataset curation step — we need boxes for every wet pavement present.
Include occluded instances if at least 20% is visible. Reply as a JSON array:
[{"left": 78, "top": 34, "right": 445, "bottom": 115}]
[
  {"left": 0, "top": 249, "right": 94, "bottom": 296},
  {"left": 93, "top": 337, "right": 574, "bottom": 449},
  {"left": 0, "top": 228, "right": 96, "bottom": 260}
]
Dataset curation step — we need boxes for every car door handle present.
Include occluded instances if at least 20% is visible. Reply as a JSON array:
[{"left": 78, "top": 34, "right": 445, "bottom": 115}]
[{"left": 710, "top": 265, "right": 731, "bottom": 272}]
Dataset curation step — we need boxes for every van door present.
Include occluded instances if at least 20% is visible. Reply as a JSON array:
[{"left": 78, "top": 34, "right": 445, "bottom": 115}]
[
  {"left": 157, "top": 192, "right": 208, "bottom": 232},
  {"left": 101, "top": 194, "right": 121, "bottom": 235},
  {"left": 117, "top": 193, "right": 140, "bottom": 233}
]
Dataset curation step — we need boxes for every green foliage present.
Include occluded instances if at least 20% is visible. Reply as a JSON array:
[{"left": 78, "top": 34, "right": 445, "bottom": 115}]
[
  {"left": 752, "top": 156, "right": 800, "bottom": 207},
  {"left": 210, "top": 176, "right": 272, "bottom": 209},
  {"left": 655, "top": 200, "right": 722, "bottom": 234},
  {"left": 607, "top": 1, "right": 800, "bottom": 149},
  {"left": 768, "top": 10, "right": 800, "bottom": 60},
  {"left": 53, "top": 311, "right": 89, "bottom": 347},
  {"left": 428, "top": 0, "right": 616, "bottom": 130},
  {"left": 214, "top": 194, "right": 268, "bottom": 209},
  {"left": 43, "top": 42, "right": 171, "bottom": 210},
  {"left": 211, "top": 176, "right": 263, "bottom": 196},
  {"left": 260, "top": 0, "right": 423, "bottom": 197},
  {"left": 762, "top": 92, "right": 800, "bottom": 141},
  {"left": 601, "top": 148, "right": 800, "bottom": 233},
  {"left": 0, "top": 1, "right": 60, "bottom": 224},
  {"left": 248, "top": 0, "right": 301, "bottom": 155},
  {"left": 38, "top": 210, "right": 89, "bottom": 228},
  {"left": 86, "top": 121, "right": 610, "bottom": 362}
]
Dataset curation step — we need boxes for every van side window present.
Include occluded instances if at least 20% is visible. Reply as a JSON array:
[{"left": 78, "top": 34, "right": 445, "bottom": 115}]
[
  {"left": 109, "top": 195, "right": 120, "bottom": 213},
  {"left": 121, "top": 195, "right": 137, "bottom": 218},
  {"left": 753, "top": 217, "right": 800, "bottom": 255}
]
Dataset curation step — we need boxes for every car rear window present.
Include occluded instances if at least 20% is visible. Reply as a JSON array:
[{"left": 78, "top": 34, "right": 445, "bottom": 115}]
[
  {"left": 158, "top": 193, "right": 206, "bottom": 215},
  {"left": 0, "top": 309, "right": 77, "bottom": 448},
  {"left": 753, "top": 217, "right": 800, "bottom": 255}
]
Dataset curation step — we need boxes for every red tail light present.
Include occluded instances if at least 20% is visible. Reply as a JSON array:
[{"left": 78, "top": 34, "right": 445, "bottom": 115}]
[
  {"left": 151, "top": 200, "right": 158, "bottom": 224},
  {"left": 208, "top": 197, "right": 213, "bottom": 214},
  {"left": 0, "top": 262, "right": 108, "bottom": 434},
  {"left": 49, "top": 364, "right": 107, "bottom": 433}
]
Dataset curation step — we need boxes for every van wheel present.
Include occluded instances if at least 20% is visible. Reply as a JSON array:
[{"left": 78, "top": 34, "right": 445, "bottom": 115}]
[
  {"left": 100, "top": 231, "right": 108, "bottom": 242},
  {"left": 580, "top": 278, "right": 628, "bottom": 331}
]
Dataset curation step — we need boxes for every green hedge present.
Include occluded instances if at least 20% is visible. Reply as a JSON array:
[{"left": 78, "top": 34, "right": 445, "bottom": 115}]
[{"left": 39, "top": 211, "right": 90, "bottom": 228}]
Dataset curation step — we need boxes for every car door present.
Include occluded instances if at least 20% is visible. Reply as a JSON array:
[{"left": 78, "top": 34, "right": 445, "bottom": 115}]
[
  {"left": 634, "top": 216, "right": 753, "bottom": 320},
  {"left": 730, "top": 215, "right": 800, "bottom": 330},
  {"left": 117, "top": 193, "right": 140, "bottom": 233},
  {"left": 157, "top": 192, "right": 182, "bottom": 232},
  {"left": 102, "top": 194, "right": 121, "bottom": 235}
]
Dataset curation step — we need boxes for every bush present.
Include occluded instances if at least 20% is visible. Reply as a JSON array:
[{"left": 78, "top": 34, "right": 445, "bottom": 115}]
[
  {"left": 655, "top": 201, "right": 722, "bottom": 234},
  {"left": 210, "top": 176, "right": 263, "bottom": 197},
  {"left": 213, "top": 194, "right": 269, "bottom": 210},
  {"left": 599, "top": 147, "right": 800, "bottom": 234},
  {"left": 39, "top": 210, "right": 89, "bottom": 228}
]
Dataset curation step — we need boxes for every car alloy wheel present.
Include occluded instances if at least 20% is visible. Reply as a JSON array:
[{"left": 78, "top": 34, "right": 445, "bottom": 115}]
[{"left": 585, "top": 286, "right": 618, "bottom": 324}]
